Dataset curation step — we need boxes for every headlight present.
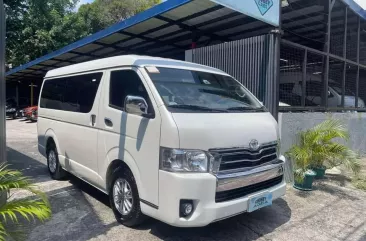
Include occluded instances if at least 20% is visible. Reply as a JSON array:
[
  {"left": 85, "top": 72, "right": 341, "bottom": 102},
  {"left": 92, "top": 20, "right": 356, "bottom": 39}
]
[{"left": 160, "top": 147, "right": 209, "bottom": 172}]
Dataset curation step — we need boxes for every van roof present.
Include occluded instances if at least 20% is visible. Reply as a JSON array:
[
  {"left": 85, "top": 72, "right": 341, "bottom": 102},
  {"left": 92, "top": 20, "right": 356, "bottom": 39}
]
[{"left": 45, "top": 55, "right": 227, "bottom": 78}]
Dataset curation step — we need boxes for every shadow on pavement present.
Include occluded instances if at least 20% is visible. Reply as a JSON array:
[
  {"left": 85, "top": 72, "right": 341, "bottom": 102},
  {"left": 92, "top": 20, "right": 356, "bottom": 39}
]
[
  {"left": 7, "top": 148, "right": 120, "bottom": 241},
  {"left": 26, "top": 182, "right": 120, "bottom": 241},
  {"left": 7, "top": 146, "right": 50, "bottom": 183},
  {"left": 314, "top": 182, "right": 360, "bottom": 201}
]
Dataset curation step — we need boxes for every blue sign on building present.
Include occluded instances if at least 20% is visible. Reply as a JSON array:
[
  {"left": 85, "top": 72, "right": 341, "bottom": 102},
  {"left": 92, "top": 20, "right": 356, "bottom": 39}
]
[{"left": 210, "top": 0, "right": 280, "bottom": 26}]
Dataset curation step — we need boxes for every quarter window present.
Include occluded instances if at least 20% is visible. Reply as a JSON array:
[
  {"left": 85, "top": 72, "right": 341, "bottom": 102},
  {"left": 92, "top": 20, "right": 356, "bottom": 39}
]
[{"left": 40, "top": 72, "right": 102, "bottom": 113}]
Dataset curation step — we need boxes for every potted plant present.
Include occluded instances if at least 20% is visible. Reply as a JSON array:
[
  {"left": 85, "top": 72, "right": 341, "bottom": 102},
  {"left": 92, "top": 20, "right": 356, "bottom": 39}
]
[
  {"left": 286, "top": 138, "right": 317, "bottom": 191},
  {"left": 0, "top": 163, "right": 51, "bottom": 240},
  {"left": 306, "top": 119, "right": 360, "bottom": 178},
  {"left": 286, "top": 119, "right": 361, "bottom": 190}
]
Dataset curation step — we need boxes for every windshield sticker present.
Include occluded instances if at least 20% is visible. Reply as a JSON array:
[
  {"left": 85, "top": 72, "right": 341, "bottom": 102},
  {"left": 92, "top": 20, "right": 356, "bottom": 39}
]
[
  {"left": 146, "top": 66, "right": 160, "bottom": 73},
  {"left": 203, "top": 79, "right": 211, "bottom": 85},
  {"left": 182, "top": 78, "right": 195, "bottom": 83}
]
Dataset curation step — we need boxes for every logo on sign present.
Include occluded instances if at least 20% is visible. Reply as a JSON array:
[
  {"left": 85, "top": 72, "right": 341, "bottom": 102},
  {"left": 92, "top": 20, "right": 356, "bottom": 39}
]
[{"left": 254, "top": 0, "right": 274, "bottom": 15}]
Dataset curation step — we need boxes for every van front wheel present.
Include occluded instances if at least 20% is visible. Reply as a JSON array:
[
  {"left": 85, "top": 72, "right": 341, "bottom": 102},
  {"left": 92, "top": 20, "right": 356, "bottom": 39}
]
[{"left": 109, "top": 168, "right": 145, "bottom": 227}]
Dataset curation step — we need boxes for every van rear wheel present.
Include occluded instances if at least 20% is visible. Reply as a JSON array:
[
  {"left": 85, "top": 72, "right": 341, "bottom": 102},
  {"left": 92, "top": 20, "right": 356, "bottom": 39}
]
[
  {"left": 109, "top": 168, "right": 145, "bottom": 227},
  {"left": 47, "top": 143, "right": 67, "bottom": 180}
]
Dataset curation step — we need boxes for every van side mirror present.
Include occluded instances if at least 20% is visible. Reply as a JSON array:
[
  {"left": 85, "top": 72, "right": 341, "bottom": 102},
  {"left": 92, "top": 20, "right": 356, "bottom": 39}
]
[{"left": 124, "top": 95, "right": 149, "bottom": 117}]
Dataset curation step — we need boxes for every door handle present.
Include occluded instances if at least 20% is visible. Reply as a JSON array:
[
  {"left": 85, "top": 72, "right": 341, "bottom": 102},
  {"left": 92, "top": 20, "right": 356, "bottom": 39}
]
[
  {"left": 91, "top": 114, "right": 96, "bottom": 126},
  {"left": 104, "top": 118, "right": 113, "bottom": 127}
]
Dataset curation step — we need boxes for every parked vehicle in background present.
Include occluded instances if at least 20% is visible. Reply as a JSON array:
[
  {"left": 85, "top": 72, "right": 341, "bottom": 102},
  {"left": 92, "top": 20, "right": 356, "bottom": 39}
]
[
  {"left": 5, "top": 99, "right": 19, "bottom": 119},
  {"left": 22, "top": 106, "right": 38, "bottom": 121},
  {"left": 280, "top": 72, "right": 365, "bottom": 108},
  {"left": 279, "top": 89, "right": 318, "bottom": 107},
  {"left": 37, "top": 55, "right": 286, "bottom": 228}
]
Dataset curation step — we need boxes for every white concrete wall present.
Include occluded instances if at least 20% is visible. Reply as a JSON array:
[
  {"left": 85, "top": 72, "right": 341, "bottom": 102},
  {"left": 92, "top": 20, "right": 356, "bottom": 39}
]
[
  {"left": 279, "top": 112, "right": 366, "bottom": 156},
  {"left": 279, "top": 112, "right": 366, "bottom": 182}
]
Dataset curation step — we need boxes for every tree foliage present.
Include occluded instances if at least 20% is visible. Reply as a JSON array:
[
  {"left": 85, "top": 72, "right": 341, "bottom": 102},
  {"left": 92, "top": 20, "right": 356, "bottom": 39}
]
[{"left": 5, "top": 0, "right": 160, "bottom": 67}]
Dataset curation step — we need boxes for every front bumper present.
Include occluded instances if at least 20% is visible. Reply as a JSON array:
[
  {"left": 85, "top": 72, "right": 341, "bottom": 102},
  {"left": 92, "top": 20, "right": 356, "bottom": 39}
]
[{"left": 146, "top": 158, "right": 286, "bottom": 227}]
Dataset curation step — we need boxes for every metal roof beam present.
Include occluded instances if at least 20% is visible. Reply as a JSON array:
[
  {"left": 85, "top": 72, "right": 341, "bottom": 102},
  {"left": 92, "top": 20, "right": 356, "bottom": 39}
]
[
  {"left": 284, "top": 16, "right": 359, "bottom": 39},
  {"left": 155, "top": 15, "right": 229, "bottom": 42},
  {"left": 69, "top": 51, "right": 102, "bottom": 58},
  {"left": 125, "top": 6, "right": 235, "bottom": 51},
  {"left": 90, "top": 41, "right": 141, "bottom": 56},
  {"left": 135, "top": 5, "right": 225, "bottom": 39},
  {"left": 28, "top": 68, "right": 47, "bottom": 73},
  {"left": 108, "top": 5, "right": 225, "bottom": 49},
  {"left": 282, "top": 0, "right": 324, "bottom": 14},
  {"left": 157, "top": 15, "right": 261, "bottom": 46},
  {"left": 49, "top": 59, "right": 78, "bottom": 64},
  {"left": 120, "top": 31, "right": 185, "bottom": 49}
]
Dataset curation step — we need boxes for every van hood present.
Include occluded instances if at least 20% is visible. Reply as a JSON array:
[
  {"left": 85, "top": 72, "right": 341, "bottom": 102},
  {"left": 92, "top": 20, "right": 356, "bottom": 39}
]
[
  {"left": 171, "top": 112, "right": 279, "bottom": 150},
  {"left": 344, "top": 96, "right": 365, "bottom": 108}
]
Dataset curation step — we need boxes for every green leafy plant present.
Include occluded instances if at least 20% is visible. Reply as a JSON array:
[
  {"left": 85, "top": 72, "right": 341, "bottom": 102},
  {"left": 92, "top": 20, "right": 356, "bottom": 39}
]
[
  {"left": 352, "top": 176, "right": 366, "bottom": 191},
  {"left": 0, "top": 163, "right": 51, "bottom": 241},
  {"left": 286, "top": 119, "right": 361, "bottom": 183}
]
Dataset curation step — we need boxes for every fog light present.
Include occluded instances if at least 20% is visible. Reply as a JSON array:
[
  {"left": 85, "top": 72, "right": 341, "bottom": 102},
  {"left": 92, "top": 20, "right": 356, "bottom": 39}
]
[{"left": 180, "top": 200, "right": 193, "bottom": 217}]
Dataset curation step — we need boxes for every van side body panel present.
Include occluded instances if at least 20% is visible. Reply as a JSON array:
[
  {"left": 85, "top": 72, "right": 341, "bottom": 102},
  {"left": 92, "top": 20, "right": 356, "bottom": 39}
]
[
  {"left": 38, "top": 71, "right": 105, "bottom": 189},
  {"left": 96, "top": 67, "right": 162, "bottom": 206}
]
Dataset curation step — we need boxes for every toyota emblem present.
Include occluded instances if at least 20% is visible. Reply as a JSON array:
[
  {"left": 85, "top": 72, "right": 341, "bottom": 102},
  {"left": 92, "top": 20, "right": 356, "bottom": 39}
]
[{"left": 249, "top": 139, "right": 260, "bottom": 150}]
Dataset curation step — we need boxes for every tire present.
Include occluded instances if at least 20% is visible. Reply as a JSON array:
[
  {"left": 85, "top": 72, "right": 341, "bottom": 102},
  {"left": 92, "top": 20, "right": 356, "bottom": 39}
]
[
  {"left": 109, "top": 168, "right": 146, "bottom": 227},
  {"left": 12, "top": 113, "right": 17, "bottom": 119},
  {"left": 47, "top": 143, "right": 67, "bottom": 180}
]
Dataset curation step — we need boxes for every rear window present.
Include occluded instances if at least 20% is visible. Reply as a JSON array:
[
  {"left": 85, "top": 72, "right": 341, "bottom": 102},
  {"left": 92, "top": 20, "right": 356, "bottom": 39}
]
[{"left": 40, "top": 72, "right": 102, "bottom": 113}]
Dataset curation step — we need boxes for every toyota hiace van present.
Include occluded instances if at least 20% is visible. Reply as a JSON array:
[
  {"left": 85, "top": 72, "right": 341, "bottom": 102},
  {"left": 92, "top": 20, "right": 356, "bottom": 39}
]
[{"left": 38, "top": 55, "right": 286, "bottom": 227}]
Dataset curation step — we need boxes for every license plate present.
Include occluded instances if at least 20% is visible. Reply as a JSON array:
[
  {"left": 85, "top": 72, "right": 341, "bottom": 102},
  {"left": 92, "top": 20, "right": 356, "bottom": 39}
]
[{"left": 248, "top": 193, "right": 272, "bottom": 212}]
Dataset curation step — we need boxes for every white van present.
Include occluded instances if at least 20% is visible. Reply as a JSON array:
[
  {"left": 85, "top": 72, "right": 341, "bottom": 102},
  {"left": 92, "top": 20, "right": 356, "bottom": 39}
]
[
  {"left": 38, "top": 55, "right": 286, "bottom": 227},
  {"left": 280, "top": 72, "right": 365, "bottom": 108}
]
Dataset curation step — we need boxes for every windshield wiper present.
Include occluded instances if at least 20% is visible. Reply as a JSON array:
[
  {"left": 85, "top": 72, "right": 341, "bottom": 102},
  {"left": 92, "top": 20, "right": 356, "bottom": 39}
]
[
  {"left": 227, "top": 106, "right": 266, "bottom": 112},
  {"left": 168, "top": 104, "right": 228, "bottom": 113}
]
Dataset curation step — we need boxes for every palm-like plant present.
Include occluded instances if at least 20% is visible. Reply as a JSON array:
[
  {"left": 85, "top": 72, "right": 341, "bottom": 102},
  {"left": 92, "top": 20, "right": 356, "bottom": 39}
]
[
  {"left": 0, "top": 163, "right": 51, "bottom": 241},
  {"left": 286, "top": 119, "right": 361, "bottom": 183}
]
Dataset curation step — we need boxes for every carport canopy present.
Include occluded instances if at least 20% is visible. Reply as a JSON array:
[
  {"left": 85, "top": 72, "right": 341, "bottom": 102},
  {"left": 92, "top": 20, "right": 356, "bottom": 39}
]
[{"left": 5, "top": 0, "right": 366, "bottom": 84}]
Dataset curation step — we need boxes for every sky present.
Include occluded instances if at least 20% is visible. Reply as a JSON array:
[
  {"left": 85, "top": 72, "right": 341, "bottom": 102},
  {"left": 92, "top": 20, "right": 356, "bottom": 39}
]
[
  {"left": 74, "top": 0, "right": 95, "bottom": 11},
  {"left": 354, "top": 0, "right": 366, "bottom": 9}
]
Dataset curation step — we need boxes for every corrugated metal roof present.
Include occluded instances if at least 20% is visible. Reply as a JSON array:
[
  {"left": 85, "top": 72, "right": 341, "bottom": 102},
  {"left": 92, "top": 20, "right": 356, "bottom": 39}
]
[{"left": 5, "top": 0, "right": 366, "bottom": 83}]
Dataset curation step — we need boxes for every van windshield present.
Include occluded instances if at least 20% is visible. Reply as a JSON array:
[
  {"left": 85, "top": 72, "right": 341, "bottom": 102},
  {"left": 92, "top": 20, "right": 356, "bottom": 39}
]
[
  {"left": 146, "top": 67, "right": 264, "bottom": 113},
  {"left": 330, "top": 83, "right": 354, "bottom": 96}
]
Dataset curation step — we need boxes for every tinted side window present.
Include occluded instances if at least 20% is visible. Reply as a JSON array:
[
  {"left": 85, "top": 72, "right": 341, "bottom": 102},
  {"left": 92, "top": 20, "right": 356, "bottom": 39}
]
[
  {"left": 40, "top": 72, "right": 102, "bottom": 113},
  {"left": 109, "top": 70, "right": 151, "bottom": 111},
  {"left": 40, "top": 78, "right": 65, "bottom": 110}
]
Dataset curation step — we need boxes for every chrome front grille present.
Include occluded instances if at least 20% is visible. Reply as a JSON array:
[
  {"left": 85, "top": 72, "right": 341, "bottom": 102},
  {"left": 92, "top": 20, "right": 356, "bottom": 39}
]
[
  {"left": 210, "top": 142, "right": 278, "bottom": 172},
  {"left": 215, "top": 175, "right": 283, "bottom": 202}
]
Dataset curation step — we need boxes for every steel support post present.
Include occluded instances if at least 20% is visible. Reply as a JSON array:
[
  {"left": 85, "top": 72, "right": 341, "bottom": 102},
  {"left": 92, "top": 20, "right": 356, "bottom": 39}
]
[
  {"left": 301, "top": 49, "right": 307, "bottom": 107},
  {"left": 322, "top": 0, "right": 332, "bottom": 108},
  {"left": 265, "top": 0, "right": 282, "bottom": 120},
  {"left": 341, "top": 7, "right": 348, "bottom": 108},
  {"left": 0, "top": 0, "right": 6, "bottom": 164},
  {"left": 356, "top": 16, "right": 360, "bottom": 108}
]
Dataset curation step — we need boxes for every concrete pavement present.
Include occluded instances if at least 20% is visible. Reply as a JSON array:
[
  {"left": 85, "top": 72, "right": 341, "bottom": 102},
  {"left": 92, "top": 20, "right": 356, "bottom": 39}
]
[{"left": 6, "top": 118, "right": 366, "bottom": 241}]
